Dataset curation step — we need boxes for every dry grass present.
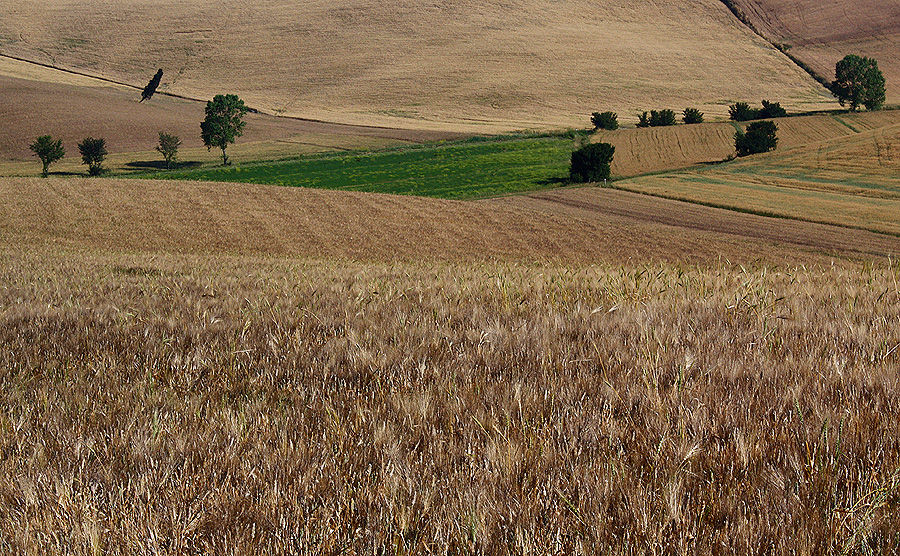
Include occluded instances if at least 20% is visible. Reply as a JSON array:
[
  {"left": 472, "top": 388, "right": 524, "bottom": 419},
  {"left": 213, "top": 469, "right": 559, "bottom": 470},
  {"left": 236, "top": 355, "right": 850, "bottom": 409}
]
[
  {"left": 0, "top": 0, "right": 835, "bottom": 130},
  {"left": 592, "top": 110, "right": 900, "bottom": 178},
  {"left": 618, "top": 118, "right": 900, "bottom": 235},
  {"left": 1, "top": 245, "right": 898, "bottom": 553},
  {"left": 729, "top": 0, "right": 900, "bottom": 103},
  {"left": 3, "top": 176, "right": 899, "bottom": 265}
]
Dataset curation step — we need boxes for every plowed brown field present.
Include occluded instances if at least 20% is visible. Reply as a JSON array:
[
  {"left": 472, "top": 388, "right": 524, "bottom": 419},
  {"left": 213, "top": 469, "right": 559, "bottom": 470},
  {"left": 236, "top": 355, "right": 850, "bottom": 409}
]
[
  {"left": 0, "top": 0, "right": 835, "bottom": 130},
  {"left": 730, "top": 0, "right": 900, "bottom": 103}
]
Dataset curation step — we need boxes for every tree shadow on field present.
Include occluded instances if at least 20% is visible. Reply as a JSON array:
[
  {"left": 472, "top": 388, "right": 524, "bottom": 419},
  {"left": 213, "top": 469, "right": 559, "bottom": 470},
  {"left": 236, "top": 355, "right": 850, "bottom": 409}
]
[
  {"left": 537, "top": 176, "right": 570, "bottom": 186},
  {"left": 124, "top": 160, "right": 202, "bottom": 170}
]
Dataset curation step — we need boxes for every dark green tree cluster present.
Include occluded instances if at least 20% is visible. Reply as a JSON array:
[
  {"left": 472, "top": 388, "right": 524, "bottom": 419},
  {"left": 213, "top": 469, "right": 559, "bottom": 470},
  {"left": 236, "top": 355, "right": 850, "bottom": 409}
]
[
  {"left": 591, "top": 111, "right": 619, "bottom": 130},
  {"left": 832, "top": 55, "right": 885, "bottom": 111},
  {"left": 637, "top": 109, "right": 677, "bottom": 127},
  {"left": 682, "top": 108, "right": 704, "bottom": 124},
  {"left": 735, "top": 121, "right": 778, "bottom": 157},
  {"left": 570, "top": 142, "right": 615, "bottom": 183},
  {"left": 728, "top": 100, "right": 787, "bottom": 121},
  {"left": 78, "top": 137, "right": 108, "bottom": 176}
]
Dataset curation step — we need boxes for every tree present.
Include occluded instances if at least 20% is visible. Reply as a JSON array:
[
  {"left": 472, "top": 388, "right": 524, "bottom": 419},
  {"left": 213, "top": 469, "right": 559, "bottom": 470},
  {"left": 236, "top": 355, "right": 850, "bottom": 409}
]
[
  {"left": 77, "top": 137, "right": 108, "bottom": 176},
  {"left": 591, "top": 111, "right": 619, "bottom": 131},
  {"left": 156, "top": 132, "right": 182, "bottom": 169},
  {"left": 29, "top": 135, "right": 65, "bottom": 177},
  {"left": 649, "top": 109, "right": 677, "bottom": 127},
  {"left": 735, "top": 121, "right": 777, "bottom": 157},
  {"left": 636, "top": 112, "right": 650, "bottom": 128},
  {"left": 832, "top": 55, "right": 886, "bottom": 111},
  {"left": 141, "top": 69, "right": 163, "bottom": 102},
  {"left": 729, "top": 102, "right": 757, "bottom": 121},
  {"left": 758, "top": 100, "right": 787, "bottom": 119},
  {"left": 570, "top": 142, "right": 615, "bottom": 183},
  {"left": 683, "top": 108, "right": 704, "bottom": 124},
  {"left": 200, "top": 94, "right": 248, "bottom": 165}
]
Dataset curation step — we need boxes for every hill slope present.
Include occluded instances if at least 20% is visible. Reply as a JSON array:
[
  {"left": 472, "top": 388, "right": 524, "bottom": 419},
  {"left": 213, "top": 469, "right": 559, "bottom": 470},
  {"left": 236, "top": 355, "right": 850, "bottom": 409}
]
[
  {"left": 728, "top": 0, "right": 900, "bottom": 103},
  {"left": 0, "top": 0, "right": 834, "bottom": 130}
]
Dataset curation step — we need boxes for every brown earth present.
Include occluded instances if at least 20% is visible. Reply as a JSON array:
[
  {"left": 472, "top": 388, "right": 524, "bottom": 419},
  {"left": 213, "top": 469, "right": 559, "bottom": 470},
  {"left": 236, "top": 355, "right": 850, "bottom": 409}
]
[
  {"left": 0, "top": 66, "right": 461, "bottom": 162},
  {"left": 730, "top": 0, "right": 900, "bottom": 103},
  {"left": 0, "top": 0, "right": 835, "bottom": 130},
  {"left": 2, "top": 176, "right": 897, "bottom": 266}
]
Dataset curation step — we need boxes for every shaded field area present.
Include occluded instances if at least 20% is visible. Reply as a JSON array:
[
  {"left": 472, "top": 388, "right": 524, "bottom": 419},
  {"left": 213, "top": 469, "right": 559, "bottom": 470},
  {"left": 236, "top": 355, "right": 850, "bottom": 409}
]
[
  {"left": 129, "top": 137, "right": 574, "bottom": 199},
  {"left": 1, "top": 247, "right": 898, "bottom": 552},
  {"left": 4, "top": 176, "right": 899, "bottom": 265},
  {"left": 619, "top": 118, "right": 900, "bottom": 235},
  {"left": 729, "top": 0, "right": 900, "bottom": 103},
  {"left": 0, "top": 0, "right": 834, "bottom": 130}
]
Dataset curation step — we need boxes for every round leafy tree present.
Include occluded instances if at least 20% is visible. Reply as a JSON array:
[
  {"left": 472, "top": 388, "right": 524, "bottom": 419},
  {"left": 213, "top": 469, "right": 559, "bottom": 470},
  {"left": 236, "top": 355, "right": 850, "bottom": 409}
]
[
  {"left": 591, "top": 111, "right": 619, "bottom": 131},
  {"left": 77, "top": 137, "right": 108, "bottom": 176},
  {"left": 570, "top": 142, "right": 615, "bottom": 183},
  {"left": 200, "top": 94, "right": 249, "bottom": 165},
  {"left": 29, "top": 135, "right": 65, "bottom": 177},
  {"left": 832, "top": 55, "right": 886, "bottom": 111},
  {"left": 735, "top": 121, "right": 778, "bottom": 157}
]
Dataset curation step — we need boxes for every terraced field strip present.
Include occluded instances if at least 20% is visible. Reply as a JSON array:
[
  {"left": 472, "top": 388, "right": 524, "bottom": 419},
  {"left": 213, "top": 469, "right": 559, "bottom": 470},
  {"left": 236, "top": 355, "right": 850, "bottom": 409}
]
[{"left": 129, "top": 136, "right": 576, "bottom": 199}]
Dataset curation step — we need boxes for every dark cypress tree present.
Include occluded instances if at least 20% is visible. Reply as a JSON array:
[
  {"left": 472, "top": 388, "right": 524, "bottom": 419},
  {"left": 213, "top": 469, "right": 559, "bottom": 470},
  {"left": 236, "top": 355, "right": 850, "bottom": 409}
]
[{"left": 140, "top": 69, "right": 163, "bottom": 102}]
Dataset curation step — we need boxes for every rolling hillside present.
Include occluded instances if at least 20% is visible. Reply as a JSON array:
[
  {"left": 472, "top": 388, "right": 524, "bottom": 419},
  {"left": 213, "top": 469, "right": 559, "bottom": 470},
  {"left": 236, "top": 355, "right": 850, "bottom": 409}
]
[
  {"left": 0, "top": 0, "right": 834, "bottom": 131},
  {"left": 729, "top": 0, "right": 900, "bottom": 103}
]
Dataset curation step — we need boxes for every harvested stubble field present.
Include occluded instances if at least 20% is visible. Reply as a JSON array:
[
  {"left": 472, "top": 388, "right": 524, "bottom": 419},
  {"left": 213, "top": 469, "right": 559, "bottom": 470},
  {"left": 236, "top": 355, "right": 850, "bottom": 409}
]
[
  {"left": 728, "top": 0, "right": 900, "bottom": 103},
  {"left": 618, "top": 115, "right": 900, "bottom": 236},
  {"left": 0, "top": 0, "right": 835, "bottom": 130},
  {"left": 1, "top": 244, "right": 899, "bottom": 553}
]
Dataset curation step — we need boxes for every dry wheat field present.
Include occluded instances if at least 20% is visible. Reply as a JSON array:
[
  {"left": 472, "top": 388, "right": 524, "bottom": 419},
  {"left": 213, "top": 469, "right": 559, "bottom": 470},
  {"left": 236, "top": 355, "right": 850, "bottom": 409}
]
[{"left": 1, "top": 244, "right": 899, "bottom": 554}]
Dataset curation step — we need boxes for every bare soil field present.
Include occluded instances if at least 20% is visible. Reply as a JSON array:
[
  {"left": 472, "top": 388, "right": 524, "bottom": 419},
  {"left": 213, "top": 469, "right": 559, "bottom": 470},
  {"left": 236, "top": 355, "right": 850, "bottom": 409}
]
[
  {"left": 2, "top": 176, "right": 898, "bottom": 265},
  {"left": 1, "top": 246, "right": 898, "bottom": 552},
  {"left": 0, "top": 60, "right": 460, "bottom": 164},
  {"left": 0, "top": 0, "right": 835, "bottom": 130},
  {"left": 730, "top": 0, "right": 900, "bottom": 103}
]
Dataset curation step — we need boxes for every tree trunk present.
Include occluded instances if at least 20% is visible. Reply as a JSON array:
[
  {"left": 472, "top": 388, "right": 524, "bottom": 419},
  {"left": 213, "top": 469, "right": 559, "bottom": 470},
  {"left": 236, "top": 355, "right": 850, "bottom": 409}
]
[{"left": 221, "top": 147, "right": 229, "bottom": 166}]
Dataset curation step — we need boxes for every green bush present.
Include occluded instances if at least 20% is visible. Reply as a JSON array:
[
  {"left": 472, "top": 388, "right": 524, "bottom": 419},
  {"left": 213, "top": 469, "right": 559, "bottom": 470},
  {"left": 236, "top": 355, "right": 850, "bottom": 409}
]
[
  {"left": 77, "top": 137, "right": 108, "bottom": 176},
  {"left": 758, "top": 100, "right": 787, "bottom": 119},
  {"left": 729, "top": 102, "right": 757, "bottom": 121},
  {"left": 649, "top": 110, "right": 677, "bottom": 127},
  {"left": 735, "top": 121, "right": 778, "bottom": 157},
  {"left": 683, "top": 108, "right": 704, "bottom": 124},
  {"left": 590, "top": 111, "right": 619, "bottom": 131},
  {"left": 636, "top": 112, "right": 650, "bottom": 128},
  {"left": 570, "top": 142, "right": 615, "bottom": 183}
]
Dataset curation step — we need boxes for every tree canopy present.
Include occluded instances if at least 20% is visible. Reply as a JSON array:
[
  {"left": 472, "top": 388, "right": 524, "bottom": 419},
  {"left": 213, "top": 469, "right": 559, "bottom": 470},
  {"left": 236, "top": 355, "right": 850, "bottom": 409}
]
[
  {"left": 200, "top": 94, "right": 249, "bottom": 165},
  {"left": 570, "top": 142, "right": 615, "bottom": 183},
  {"left": 29, "top": 135, "right": 65, "bottom": 177},
  {"left": 832, "top": 55, "right": 885, "bottom": 111}
]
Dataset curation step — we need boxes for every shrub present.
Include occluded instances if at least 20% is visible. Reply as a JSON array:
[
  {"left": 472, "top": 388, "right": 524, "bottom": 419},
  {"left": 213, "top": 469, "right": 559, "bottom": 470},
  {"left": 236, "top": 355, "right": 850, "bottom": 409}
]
[
  {"left": 832, "top": 55, "right": 886, "bottom": 111},
  {"left": 570, "top": 142, "right": 615, "bottom": 183},
  {"left": 156, "top": 132, "right": 182, "bottom": 169},
  {"left": 758, "top": 100, "right": 787, "bottom": 119},
  {"left": 77, "top": 137, "right": 108, "bottom": 176},
  {"left": 636, "top": 112, "right": 650, "bottom": 128},
  {"left": 729, "top": 102, "right": 758, "bottom": 121},
  {"left": 683, "top": 108, "right": 704, "bottom": 124},
  {"left": 649, "top": 109, "right": 677, "bottom": 127},
  {"left": 735, "top": 121, "right": 778, "bottom": 157},
  {"left": 591, "top": 111, "right": 619, "bottom": 131},
  {"left": 29, "top": 135, "right": 65, "bottom": 177}
]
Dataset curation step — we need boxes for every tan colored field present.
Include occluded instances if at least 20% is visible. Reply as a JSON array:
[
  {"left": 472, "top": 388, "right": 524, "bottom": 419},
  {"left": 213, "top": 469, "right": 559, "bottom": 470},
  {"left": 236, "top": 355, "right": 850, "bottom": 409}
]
[
  {"left": 3, "top": 176, "right": 899, "bottom": 266},
  {"left": 0, "top": 0, "right": 836, "bottom": 131},
  {"left": 593, "top": 109, "right": 900, "bottom": 177},
  {"left": 730, "top": 0, "right": 900, "bottom": 103},
  {"left": 619, "top": 116, "right": 900, "bottom": 235},
  {"left": 2, "top": 244, "right": 899, "bottom": 552}
]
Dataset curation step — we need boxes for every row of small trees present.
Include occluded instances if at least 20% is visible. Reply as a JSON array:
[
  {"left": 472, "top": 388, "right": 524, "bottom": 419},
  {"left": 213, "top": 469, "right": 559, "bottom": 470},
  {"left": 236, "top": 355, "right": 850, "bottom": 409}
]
[
  {"left": 591, "top": 108, "right": 703, "bottom": 130},
  {"left": 29, "top": 93, "right": 249, "bottom": 176}
]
